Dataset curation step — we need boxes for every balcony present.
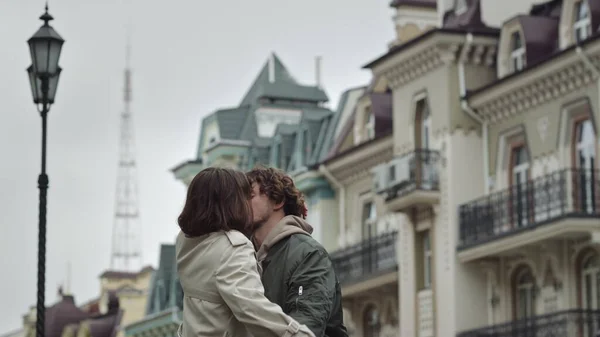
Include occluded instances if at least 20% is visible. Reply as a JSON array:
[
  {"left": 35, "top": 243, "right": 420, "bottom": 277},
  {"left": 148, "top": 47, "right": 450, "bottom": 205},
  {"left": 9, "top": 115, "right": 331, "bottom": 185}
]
[
  {"left": 331, "top": 231, "right": 398, "bottom": 296},
  {"left": 373, "top": 149, "right": 440, "bottom": 212},
  {"left": 457, "top": 309, "right": 600, "bottom": 337},
  {"left": 458, "top": 168, "right": 600, "bottom": 262}
]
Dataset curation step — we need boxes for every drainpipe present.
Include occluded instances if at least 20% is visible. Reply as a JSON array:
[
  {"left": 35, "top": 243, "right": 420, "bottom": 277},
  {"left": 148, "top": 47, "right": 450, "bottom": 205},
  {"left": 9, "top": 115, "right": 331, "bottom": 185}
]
[
  {"left": 319, "top": 164, "right": 346, "bottom": 246},
  {"left": 459, "top": 33, "right": 490, "bottom": 194}
]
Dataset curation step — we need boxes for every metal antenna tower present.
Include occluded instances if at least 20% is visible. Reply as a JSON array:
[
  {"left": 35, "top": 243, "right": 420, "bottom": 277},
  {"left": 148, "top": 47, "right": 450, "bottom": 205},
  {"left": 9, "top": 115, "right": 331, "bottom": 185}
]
[{"left": 110, "top": 15, "right": 142, "bottom": 271}]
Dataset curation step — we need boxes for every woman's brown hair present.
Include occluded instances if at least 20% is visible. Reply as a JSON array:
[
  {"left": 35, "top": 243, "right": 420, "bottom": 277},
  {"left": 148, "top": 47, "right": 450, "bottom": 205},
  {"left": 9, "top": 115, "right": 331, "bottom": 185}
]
[{"left": 178, "top": 167, "right": 253, "bottom": 237}]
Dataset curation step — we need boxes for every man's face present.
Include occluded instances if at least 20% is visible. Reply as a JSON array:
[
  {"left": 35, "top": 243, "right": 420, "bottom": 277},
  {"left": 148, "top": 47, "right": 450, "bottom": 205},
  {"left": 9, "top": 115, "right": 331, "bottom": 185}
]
[{"left": 250, "top": 183, "right": 273, "bottom": 230}]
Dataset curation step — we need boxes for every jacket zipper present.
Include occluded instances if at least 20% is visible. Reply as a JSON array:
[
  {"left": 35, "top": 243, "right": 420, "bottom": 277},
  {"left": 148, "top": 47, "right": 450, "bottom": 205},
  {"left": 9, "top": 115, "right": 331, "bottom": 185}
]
[{"left": 295, "top": 285, "right": 303, "bottom": 307}]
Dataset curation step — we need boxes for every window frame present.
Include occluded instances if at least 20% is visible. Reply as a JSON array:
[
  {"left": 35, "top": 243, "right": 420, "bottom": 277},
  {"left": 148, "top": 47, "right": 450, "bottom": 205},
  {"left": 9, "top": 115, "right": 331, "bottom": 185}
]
[
  {"left": 574, "top": 0, "right": 592, "bottom": 43},
  {"left": 510, "top": 31, "right": 526, "bottom": 72}
]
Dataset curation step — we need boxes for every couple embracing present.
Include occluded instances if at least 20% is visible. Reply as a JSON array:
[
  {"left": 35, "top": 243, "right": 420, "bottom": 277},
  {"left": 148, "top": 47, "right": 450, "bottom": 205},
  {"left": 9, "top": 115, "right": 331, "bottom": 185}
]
[{"left": 176, "top": 166, "right": 347, "bottom": 337}]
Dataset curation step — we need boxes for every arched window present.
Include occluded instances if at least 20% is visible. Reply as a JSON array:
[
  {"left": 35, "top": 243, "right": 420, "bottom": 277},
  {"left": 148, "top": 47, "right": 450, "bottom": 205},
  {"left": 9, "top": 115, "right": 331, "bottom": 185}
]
[
  {"left": 574, "top": 119, "right": 596, "bottom": 213},
  {"left": 580, "top": 252, "right": 600, "bottom": 336},
  {"left": 363, "top": 305, "right": 381, "bottom": 337},
  {"left": 581, "top": 253, "right": 600, "bottom": 310},
  {"left": 574, "top": 0, "right": 591, "bottom": 43},
  {"left": 513, "top": 267, "right": 536, "bottom": 320},
  {"left": 413, "top": 97, "right": 433, "bottom": 190},
  {"left": 418, "top": 101, "right": 430, "bottom": 150},
  {"left": 413, "top": 97, "right": 431, "bottom": 150}
]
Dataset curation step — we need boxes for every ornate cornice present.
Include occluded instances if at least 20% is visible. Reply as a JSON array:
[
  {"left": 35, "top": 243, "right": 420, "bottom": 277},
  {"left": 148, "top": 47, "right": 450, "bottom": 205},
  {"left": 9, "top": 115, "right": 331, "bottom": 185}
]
[
  {"left": 383, "top": 44, "right": 446, "bottom": 89},
  {"left": 375, "top": 36, "right": 497, "bottom": 89},
  {"left": 470, "top": 50, "right": 600, "bottom": 125}
]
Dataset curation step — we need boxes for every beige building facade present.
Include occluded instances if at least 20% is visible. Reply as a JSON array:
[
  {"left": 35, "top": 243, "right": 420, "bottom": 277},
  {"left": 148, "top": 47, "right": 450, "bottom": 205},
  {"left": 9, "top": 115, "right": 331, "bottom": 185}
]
[
  {"left": 321, "top": 0, "right": 600, "bottom": 337},
  {"left": 169, "top": 1, "right": 600, "bottom": 337}
]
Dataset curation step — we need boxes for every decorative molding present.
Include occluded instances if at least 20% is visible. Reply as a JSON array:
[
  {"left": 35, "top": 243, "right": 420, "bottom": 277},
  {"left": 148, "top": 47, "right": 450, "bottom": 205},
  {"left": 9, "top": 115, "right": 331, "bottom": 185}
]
[
  {"left": 537, "top": 115, "right": 550, "bottom": 143},
  {"left": 383, "top": 45, "right": 445, "bottom": 89},
  {"left": 379, "top": 39, "right": 497, "bottom": 89},
  {"left": 473, "top": 54, "right": 600, "bottom": 125}
]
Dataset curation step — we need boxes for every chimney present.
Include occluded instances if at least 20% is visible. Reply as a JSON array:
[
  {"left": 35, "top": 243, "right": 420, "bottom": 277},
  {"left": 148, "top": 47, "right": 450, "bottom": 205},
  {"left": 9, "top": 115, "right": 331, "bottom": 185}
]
[
  {"left": 268, "top": 53, "right": 275, "bottom": 83},
  {"left": 315, "top": 56, "right": 322, "bottom": 89}
]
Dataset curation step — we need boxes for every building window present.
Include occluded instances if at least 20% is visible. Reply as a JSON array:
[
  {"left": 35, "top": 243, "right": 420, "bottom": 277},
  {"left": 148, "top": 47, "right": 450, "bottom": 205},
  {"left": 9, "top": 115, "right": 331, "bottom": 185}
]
[
  {"left": 574, "top": 1, "right": 591, "bottom": 43},
  {"left": 455, "top": 0, "right": 467, "bottom": 15},
  {"left": 574, "top": 119, "right": 596, "bottom": 213},
  {"left": 581, "top": 253, "right": 600, "bottom": 309},
  {"left": 422, "top": 230, "right": 432, "bottom": 289},
  {"left": 416, "top": 229, "right": 432, "bottom": 290},
  {"left": 510, "top": 31, "right": 526, "bottom": 72},
  {"left": 414, "top": 98, "right": 430, "bottom": 149},
  {"left": 510, "top": 145, "right": 530, "bottom": 228},
  {"left": 365, "top": 107, "right": 375, "bottom": 141},
  {"left": 513, "top": 267, "right": 536, "bottom": 320},
  {"left": 362, "top": 201, "right": 377, "bottom": 239},
  {"left": 579, "top": 252, "right": 600, "bottom": 335},
  {"left": 363, "top": 305, "right": 380, "bottom": 337}
]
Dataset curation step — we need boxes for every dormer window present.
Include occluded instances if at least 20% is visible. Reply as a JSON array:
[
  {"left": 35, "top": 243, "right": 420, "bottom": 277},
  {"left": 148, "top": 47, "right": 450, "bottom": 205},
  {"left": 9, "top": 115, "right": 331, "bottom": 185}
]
[
  {"left": 574, "top": 1, "right": 591, "bottom": 43},
  {"left": 510, "top": 31, "right": 526, "bottom": 72},
  {"left": 365, "top": 108, "right": 375, "bottom": 141},
  {"left": 455, "top": 0, "right": 467, "bottom": 15}
]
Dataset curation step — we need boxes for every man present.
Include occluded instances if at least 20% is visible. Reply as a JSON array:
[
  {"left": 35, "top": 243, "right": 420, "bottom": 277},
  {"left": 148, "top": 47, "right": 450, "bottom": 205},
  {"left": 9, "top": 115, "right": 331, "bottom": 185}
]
[{"left": 246, "top": 166, "right": 348, "bottom": 337}]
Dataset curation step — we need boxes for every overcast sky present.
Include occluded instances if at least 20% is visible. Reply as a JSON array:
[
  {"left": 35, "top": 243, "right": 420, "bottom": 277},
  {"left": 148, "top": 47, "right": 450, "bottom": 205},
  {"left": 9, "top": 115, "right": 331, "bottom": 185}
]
[
  {"left": 0, "top": 0, "right": 541, "bottom": 332},
  {"left": 0, "top": 0, "right": 393, "bottom": 332}
]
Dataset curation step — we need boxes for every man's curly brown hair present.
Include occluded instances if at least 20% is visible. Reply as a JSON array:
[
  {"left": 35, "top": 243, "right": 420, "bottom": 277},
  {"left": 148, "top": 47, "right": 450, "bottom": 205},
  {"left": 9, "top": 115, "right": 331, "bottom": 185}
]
[{"left": 246, "top": 165, "right": 308, "bottom": 219}]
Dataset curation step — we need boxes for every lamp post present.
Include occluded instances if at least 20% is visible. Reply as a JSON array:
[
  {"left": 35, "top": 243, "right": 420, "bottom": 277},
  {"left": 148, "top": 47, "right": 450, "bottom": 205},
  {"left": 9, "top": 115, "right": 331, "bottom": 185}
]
[{"left": 27, "top": 5, "right": 64, "bottom": 337}]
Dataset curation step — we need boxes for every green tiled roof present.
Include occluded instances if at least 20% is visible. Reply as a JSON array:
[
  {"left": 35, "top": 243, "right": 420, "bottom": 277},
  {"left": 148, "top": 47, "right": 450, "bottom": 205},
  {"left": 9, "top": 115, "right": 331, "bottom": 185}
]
[
  {"left": 215, "top": 107, "right": 250, "bottom": 140},
  {"left": 187, "top": 52, "right": 359, "bottom": 176},
  {"left": 274, "top": 123, "right": 298, "bottom": 136},
  {"left": 196, "top": 107, "right": 250, "bottom": 158},
  {"left": 239, "top": 53, "right": 328, "bottom": 106}
]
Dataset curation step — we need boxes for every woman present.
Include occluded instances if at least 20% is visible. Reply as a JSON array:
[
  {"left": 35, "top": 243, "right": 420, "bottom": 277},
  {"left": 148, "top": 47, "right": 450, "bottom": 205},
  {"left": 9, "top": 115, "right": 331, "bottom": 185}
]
[{"left": 176, "top": 167, "right": 315, "bottom": 337}]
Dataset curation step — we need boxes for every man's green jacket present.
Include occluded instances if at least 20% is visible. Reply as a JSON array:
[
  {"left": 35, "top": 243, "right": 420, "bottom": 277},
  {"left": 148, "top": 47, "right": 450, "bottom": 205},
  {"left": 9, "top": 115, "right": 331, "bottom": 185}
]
[{"left": 256, "top": 216, "right": 348, "bottom": 337}]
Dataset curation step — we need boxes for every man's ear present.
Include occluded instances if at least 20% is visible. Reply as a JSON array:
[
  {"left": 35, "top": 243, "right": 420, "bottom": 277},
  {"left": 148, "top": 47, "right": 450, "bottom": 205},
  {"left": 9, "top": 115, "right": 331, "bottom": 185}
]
[{"left": 272, "top": 200, "right": 285, "bottom": 211}]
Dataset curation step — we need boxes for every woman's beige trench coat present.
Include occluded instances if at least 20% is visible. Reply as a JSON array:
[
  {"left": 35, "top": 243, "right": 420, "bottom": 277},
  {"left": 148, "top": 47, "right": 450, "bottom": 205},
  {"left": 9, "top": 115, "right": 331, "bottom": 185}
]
[{"left": 176, "top": 229, "right": 316, "bottom": 337}]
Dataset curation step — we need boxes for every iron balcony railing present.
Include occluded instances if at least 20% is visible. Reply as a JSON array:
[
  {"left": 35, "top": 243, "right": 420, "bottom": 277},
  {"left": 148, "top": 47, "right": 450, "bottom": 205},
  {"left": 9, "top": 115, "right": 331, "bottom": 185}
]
[
  {"left": 456, "top": 309, "right": 600, "bottom": 337},
  {"left": 458, "top": 168, "right": 600, "bottom": 250},
  {"left": 377, "top": 149, "right": 440, "bottom": 202},
  {"left": 330, "top": 231, "right": 398, "bottom": 285}
]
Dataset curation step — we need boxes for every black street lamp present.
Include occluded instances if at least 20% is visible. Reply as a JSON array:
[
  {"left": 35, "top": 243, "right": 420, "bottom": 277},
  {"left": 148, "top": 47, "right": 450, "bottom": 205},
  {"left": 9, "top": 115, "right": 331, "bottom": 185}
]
[{"left": 27, "top": 4, "right": 64, "bottom": 337}]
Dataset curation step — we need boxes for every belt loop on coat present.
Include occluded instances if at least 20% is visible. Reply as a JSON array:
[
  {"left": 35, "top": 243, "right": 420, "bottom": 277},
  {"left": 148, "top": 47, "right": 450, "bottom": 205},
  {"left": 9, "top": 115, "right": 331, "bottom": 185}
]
[{"left": 282, "top": 321, "right": 300, "bottom": 337}]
